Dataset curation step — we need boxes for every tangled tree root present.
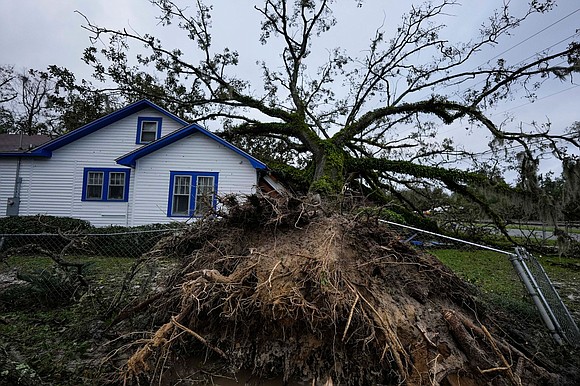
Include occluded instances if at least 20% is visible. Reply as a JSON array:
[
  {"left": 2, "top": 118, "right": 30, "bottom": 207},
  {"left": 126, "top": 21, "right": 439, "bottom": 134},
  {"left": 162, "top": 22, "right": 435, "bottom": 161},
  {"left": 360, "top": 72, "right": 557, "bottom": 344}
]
[{"left": 111, "top": 197, "right": 569, "bottom": 385}]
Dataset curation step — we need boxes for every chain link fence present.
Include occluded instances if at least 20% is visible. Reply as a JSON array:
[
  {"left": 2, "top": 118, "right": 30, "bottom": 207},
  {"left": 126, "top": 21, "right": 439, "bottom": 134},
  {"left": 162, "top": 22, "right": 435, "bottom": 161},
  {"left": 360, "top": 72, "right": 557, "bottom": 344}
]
[
  {"left": 0, "top": 227, "right": 182, "bottom": 314},
  {"left": 2, "top": 218, "right": 579, "bottom": 346},
  {"left": 0, "top": 228, "right": 175, "bottom": 259},
  {"left": 379, "top": 219, "right": 580, "bottom": 347},
  {"left": 512, "top": 247, "right": 580, "bottom": 347}
]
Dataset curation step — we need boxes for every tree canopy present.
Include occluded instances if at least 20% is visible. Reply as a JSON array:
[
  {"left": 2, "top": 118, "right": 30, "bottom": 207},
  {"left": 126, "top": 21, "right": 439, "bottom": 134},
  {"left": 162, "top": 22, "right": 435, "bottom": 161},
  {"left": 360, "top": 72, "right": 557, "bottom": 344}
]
[{"left": 80, "top": 0, "right": 579, "bottom": 229}]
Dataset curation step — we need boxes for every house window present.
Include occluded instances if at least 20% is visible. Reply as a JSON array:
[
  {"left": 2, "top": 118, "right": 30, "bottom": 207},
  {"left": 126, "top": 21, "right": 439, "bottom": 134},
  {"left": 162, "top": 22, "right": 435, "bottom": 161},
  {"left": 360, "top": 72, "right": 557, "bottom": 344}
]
[
  {"left": 172, "top": 175, "right": 191, "bottom": 216},
  {"left": 194, "top": 176, "right": 215, "bottom": 216},
  {"left": 108, "top": 172, "right": 126, "bottom": 200},
  {"left": 82, "top": 168, "right": 130, "bottom": 202},
  {"left": 86, "top": 171, "right": 104, "bottom": 199},
  {"left": 167, "top": 171, "right": 218, "bottom": 217},
  {"left": 136, "top": 117, "right": 162, "bottom": 144}
]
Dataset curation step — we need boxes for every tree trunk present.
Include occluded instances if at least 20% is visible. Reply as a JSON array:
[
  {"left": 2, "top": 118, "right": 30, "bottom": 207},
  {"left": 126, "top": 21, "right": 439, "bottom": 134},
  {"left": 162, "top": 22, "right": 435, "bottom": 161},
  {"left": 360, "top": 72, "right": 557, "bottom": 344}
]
[{"left": 310, "top": 141, "right": 346, "bottom": 196}]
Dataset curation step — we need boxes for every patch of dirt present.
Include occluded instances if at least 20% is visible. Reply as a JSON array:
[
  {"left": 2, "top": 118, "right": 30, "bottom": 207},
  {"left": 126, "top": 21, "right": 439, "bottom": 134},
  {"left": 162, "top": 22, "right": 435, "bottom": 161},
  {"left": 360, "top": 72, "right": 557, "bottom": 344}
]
[{"left": 106, "top": 197, "right": 580, "bottom": 385}]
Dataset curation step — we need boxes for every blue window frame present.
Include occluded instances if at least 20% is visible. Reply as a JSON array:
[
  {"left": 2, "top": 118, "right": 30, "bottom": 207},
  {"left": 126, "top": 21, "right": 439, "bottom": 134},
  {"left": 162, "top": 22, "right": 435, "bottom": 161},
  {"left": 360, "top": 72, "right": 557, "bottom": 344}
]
[
  {"left": 136, "top": 117, "right": 163, "bottom": 144},
  {"left": 82, "top": 168, "right": 130, "bottom": 202},
  {"left": 167, "top": 171, "right": 219, "bottom": 217}
]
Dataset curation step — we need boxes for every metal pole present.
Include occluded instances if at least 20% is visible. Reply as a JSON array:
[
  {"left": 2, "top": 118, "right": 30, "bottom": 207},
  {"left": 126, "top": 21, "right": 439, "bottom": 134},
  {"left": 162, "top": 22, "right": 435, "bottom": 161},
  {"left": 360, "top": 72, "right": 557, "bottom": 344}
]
[
  {"left": 510, "top": 250, "right": 563, "bottom": 345},
  {"left": 531, "top": 257, "right": 580, "bottom": 340},
  {"left": 378, "top": 219, "right": 513, "bottom": 255}
]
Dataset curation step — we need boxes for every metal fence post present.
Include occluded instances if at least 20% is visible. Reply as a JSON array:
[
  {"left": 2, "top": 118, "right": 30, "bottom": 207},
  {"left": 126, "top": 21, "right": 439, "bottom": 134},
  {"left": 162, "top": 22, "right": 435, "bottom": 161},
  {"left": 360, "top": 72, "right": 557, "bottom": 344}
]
[{"left": 509, "top": 251, "right": 563, "bottom": 345}]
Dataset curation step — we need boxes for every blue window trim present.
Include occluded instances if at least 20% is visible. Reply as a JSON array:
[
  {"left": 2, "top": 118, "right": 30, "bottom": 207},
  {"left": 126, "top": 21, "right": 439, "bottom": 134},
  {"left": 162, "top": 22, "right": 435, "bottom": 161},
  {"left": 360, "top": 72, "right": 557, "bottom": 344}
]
[
  {"left": 81, "top": 168, "right": 131, "bottom": 202},
  {"left": 167, "top": 171, "right": 219, "bottom": 218},
  {"left": 136, "top": 117, "right": 163, "bottom": 144}
]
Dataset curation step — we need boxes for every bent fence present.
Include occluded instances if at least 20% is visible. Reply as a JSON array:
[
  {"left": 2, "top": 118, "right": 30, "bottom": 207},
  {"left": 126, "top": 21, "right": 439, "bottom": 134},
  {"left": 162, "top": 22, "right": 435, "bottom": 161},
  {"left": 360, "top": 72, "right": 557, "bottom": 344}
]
[
  {"left": 379, "top": 219, "right": 580, "bottom": 347},
  {"left": 2, "top": 221, "right": 579, "bottom": 346}
]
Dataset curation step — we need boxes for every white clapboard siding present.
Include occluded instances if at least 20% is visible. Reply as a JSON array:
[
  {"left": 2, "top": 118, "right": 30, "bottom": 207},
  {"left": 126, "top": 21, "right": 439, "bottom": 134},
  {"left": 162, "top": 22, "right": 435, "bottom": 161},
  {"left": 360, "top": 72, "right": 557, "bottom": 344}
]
[
  {"left": 0, "top": 159, "right": 17, "bottom": 217},
  {"left": 130, "top": 132, "right": 258, "bottom": 226},
  {"left": 2, "top": 108, "right": 184, "bottom": 226}
]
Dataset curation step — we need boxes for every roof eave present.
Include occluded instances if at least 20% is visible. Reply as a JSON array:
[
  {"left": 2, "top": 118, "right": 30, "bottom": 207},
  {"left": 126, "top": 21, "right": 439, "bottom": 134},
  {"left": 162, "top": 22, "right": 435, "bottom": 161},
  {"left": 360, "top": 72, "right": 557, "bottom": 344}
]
[
  {"left": 0, "top": 151, "right": 51, "bottom": 158},
  {"left": 115, "top": 124, "right": 268, "bottom": 170},
  {"left": 32, "top": 100, "right": 189, "bottom": 154}
]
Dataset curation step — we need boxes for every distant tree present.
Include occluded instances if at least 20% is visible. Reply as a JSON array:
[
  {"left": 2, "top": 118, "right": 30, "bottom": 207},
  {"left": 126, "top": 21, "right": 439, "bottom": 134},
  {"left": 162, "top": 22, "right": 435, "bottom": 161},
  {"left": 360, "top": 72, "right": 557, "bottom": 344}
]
[
  {"left": 0, "top": 65, "right": 17, "bottom": 104},
  {"left": 12, "top": 68, "right": 56, "bottom": 135},
  {"left": 45, "top": 66, "right": 120, "bottom": 135},
  {"left": 561, "top": 158, "right": 580, "bottom": 222},
  {"left": 81, "top": 0, "right": 580, "bottom": 235},
  {"left": 0, "top": 65, "right": 118, "bottom": 136}
]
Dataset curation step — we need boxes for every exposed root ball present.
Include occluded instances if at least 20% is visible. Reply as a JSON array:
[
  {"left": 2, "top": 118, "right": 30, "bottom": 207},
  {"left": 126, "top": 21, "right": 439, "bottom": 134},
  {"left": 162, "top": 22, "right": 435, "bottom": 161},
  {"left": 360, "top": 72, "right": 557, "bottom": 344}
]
[{"left": 119, "top": 208, "right": 562, "bottom": 385}]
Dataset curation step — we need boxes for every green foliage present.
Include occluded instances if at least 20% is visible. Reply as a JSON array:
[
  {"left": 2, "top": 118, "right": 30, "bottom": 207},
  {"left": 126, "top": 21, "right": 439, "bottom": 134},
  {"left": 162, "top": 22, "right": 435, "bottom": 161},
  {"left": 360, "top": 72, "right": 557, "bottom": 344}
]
[
  {"left": 0, "top": 65, "right": 118, "bottom": 136},
  {"left": 357, "top": 207, "right": 407, "bottom": 224},
  {"left": 268, "top": 161, "right": 312, "bottom": 193},
  {"left": 0, "top": 216, "right": 92, "bottom": 252},
  {"left": 347, "top": 158, "right": 487, "bottom": 185},
  {"left": 85, "top": 222, "right": 183, "bottom": 257},
  {"left": 310, "top": 176, "right": 337, "bottom": 195},
  {"left": 46, "top": 65, "right": 120, "bottom": 135},
  {"left": 0, "top": 106, "right": 14, "bottom": 134},
  {"left": 0, "top": 216, "right": 183, "bottom": 258},
  {"left": 311, "top": 141, "right": 347, "bottom": 194},
  {"left": 392, "top": 206, "right": 439, "bottom": 231},
  {"left": 0, "top": 215, "right": 91, "bottom": 235}
]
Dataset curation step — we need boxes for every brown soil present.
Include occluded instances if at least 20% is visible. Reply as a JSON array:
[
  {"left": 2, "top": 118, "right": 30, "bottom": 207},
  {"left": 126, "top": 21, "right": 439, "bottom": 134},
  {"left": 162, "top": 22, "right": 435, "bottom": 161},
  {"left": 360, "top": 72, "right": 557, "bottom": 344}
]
[{"left": 111, "top": 197, "right": 578, "bottom": 385}]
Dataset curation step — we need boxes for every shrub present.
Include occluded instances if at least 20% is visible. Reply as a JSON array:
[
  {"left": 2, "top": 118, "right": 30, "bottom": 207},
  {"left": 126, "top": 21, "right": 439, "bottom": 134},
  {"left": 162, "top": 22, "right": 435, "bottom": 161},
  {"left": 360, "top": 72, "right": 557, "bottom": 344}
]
[
  {"left": 84, "top": 222, "right": 185, "bottom": 257},
  {"left": 0, "top": 216, "right": 185, "bottom": 258},
  {"left": 0, "top": 216, "right": 91, "bottom": 253},
  {"left": 0, "top": 215, "right": 91, "bottom": 235}
]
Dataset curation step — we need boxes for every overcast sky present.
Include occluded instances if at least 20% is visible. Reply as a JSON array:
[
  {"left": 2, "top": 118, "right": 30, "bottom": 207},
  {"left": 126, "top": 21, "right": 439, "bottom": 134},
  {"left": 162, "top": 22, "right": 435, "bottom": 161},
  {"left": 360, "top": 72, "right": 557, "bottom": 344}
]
[{"left": 1, "top": 0, "right": 578, "bottom": 175}]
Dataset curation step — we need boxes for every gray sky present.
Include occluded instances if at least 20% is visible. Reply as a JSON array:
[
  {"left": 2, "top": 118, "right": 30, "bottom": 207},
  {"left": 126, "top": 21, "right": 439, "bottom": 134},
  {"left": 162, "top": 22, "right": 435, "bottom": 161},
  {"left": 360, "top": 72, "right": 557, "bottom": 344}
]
[{"left": 1, "top": 0, "right": 578, "bottom": 175}]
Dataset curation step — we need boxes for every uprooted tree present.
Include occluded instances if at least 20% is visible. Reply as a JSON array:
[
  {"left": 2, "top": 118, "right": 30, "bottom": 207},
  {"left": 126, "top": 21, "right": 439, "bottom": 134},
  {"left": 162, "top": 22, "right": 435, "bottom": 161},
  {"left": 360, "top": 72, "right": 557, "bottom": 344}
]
[
  {"left": 75, "top": 2, "right": 580, "bottom": 384},
  {"left": 100, "top": 196, "right": 578, "bottom": 385},
  {"left": 81, "top": 0, "right": 579, "bottom": 235}
]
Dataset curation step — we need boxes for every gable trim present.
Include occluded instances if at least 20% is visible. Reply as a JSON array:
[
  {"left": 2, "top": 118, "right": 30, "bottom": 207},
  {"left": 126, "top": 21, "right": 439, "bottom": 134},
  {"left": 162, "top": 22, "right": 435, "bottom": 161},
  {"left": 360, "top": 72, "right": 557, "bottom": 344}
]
[
  {"left": 0, "top": 151, "right": 50, "bottom": 157},
  {"left": 27, "top": 100, "right": 188, "bottom": 157},
  {"left": 116, "top": 123, "right": 267, "bottom": 170}
]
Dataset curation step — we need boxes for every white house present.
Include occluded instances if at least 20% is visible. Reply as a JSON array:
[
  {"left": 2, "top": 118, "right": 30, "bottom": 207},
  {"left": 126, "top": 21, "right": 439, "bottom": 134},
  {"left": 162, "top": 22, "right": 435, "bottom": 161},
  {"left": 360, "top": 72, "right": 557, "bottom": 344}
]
[{"left": 0, "top": 100, "right": 268, "bottom": 227}]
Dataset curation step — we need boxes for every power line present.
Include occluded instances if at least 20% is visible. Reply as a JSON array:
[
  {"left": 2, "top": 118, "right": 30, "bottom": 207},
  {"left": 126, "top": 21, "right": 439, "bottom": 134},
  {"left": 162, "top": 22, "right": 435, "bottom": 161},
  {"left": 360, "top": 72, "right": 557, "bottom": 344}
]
[
  {"left": 382, "top": 10, "right": 580, "bottom": 138},
  {"left": 512, "top": 33, "right": 579, "bottom": 69},
  {"left": 492, "top": 84, "right": 580, "bottom": 115},
  {"left": 431, "top": 23, "right": 580, "bottom": 95},
  {"left": 436, "top": 64, "right": 574, "bottom": 139},
  {"left": 438, "top": 32, "right": 579, "bottom": 103},
  {"left": 441, "top": 132, "right": 578, "bottom": 164},
  {"left": 482, "top": 7, "right": 580, "bottom": 67}
]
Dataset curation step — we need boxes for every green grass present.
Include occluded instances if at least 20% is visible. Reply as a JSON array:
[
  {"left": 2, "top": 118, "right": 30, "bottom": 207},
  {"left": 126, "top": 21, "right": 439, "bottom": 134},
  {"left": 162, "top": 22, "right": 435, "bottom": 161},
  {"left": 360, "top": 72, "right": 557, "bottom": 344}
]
[
  {"left": 540, "top": 255, "right": 580, "bottom": 283},
  {"left": 431, "top": 249, "right": 523, "bottom": 297},
  {"left": 505, "top": 224, "right": 580, "bottom": 234},
  {"left": 430, "top": 248, "right": 580, "bottom": 320}
]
